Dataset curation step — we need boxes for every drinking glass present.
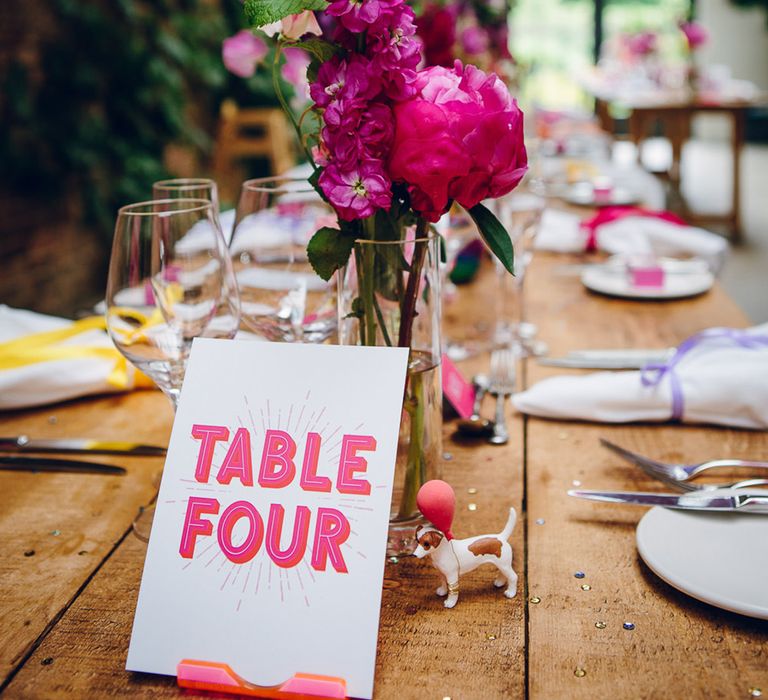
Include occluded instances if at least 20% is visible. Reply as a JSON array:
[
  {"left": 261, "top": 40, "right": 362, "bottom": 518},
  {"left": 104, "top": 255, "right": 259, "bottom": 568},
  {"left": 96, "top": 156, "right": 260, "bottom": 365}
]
[
  {"left": 229, "top": 177, "right": 337, "bottom": 343},
  {"left": 494, "top": 191, "right": 547, "bottom": 356},
  {"left": 105, "top": 198, "right": 229, "bottom": 409},
  {"left": 152, "top": 178, "right": 241, "bottom": 340},
  {"left": 152, "top": 178, "right": 220, "bottom": 213}
]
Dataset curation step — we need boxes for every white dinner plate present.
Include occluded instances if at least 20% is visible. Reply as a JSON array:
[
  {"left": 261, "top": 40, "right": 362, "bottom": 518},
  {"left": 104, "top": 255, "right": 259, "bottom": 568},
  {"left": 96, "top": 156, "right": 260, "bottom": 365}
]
[
  {"left": 636, "top": 507, "right": 768, "bottom": 620},
  {"left": 581, "top": 266, "right": 714, "bottom": 300}
]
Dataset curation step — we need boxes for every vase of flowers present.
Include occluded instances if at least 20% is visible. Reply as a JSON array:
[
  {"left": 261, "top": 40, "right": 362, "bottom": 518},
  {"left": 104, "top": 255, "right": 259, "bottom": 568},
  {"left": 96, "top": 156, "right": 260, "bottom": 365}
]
[
  {"left": 235, "top": 0, "right": 527, "bottom": 554},
  {"left": 338, "top": 228, "right": 442, "bottom": 555}
]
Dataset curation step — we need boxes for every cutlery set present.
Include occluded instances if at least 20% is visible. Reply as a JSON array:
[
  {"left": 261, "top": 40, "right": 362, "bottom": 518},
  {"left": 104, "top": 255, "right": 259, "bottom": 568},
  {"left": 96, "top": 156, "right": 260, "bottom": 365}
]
[
  {"left": 570, "top": 439, "right": 768, "bottom": 514},
  {"left": 0, "top": 435, "right": 166, "bottom": 475},
  {"left": 456, "top": 349, "right": 516, "bottom": 445}
]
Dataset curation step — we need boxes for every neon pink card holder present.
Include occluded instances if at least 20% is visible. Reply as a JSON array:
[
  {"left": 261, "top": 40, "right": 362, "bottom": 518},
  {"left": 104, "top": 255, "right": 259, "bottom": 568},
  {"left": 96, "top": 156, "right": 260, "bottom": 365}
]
[{"left": 177, "top": 660, "right": 347, "bottom": 698}]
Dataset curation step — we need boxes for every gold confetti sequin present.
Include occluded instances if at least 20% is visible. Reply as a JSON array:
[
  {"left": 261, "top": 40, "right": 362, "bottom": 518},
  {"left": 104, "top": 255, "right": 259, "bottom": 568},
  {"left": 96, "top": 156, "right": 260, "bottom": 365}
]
[
  {"left": 530, "top": 596, "right": 541, "bottom": 604},
  {"left": 581, "top": 584, "right": 591, "bottom": 591},
  {"left": 574, "top": 668, "right": 586, "bottom": 678},
  {"left": 468, "top": 503, "right": 477, "bottom": 511},
  {"left": 467, "top": 487, "right": 478, "bottom": 495}
]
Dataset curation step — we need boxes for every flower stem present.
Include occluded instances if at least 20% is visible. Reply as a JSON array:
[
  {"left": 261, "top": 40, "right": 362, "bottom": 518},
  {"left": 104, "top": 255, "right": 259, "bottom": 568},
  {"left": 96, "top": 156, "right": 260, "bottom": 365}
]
[
  {"left": 272, "top": 42, "right": 316, "bottom": 168},
  {"left": 397, "top": 217, "right": 429, "bottom": 349},
  {"left": 398, "top": 367, "right": 425, "bottom": 520}
]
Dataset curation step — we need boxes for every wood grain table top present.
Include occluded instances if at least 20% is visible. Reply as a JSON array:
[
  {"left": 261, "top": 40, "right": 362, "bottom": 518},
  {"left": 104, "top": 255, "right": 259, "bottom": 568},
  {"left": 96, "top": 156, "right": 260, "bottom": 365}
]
[{"left": 1, "top": 252, "right": 766, "bottom": 699}]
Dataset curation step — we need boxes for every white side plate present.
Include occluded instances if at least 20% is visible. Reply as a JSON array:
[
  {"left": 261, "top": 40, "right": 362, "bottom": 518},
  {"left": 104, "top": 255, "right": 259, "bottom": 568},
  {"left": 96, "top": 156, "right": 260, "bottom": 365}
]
[
  {"left": 581, "top": 266, "right": 714, "bottom": 300},
  {"left": 636, "top": 507, "right": 768, "bottom": 620}
]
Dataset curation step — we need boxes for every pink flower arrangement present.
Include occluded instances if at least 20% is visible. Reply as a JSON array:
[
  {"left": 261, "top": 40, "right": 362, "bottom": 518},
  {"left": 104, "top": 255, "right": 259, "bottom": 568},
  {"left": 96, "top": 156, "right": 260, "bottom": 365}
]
[
  {"left": 237, "top": 0, "right": 526, "bottom": 278},
  {"left": 680, "top": 20, "right": 708, "bottom": 51}
]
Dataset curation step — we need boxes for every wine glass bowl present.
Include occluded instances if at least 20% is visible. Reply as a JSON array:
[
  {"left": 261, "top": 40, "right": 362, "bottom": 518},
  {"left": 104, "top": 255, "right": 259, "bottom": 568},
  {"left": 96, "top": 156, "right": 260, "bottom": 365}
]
[
  {"left": 152, "top": 177, "right": 241, "bottom": 341},
  {"left": 493, "top": 191, "right": 547, "bottom": 354},
  {"left": 229, "top": 177, "right": 337, "bottom": 343},
  {"left": 105, "top": 198, "right": 228, "bottom": 408}
]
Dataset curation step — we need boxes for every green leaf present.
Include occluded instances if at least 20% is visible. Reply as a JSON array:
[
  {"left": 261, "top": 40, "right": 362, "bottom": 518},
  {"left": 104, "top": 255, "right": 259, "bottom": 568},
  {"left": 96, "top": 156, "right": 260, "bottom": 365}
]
[
  {"left": 307, "top": 227, "right": 355, "bottom": 281},
  {"left": 466, "top": 202, "right": 515, "bottom": 275},
  {"left": 244, "top": 0, "right": 328, "bottom": 28},
  {"left": 290, "top": 37, "right": 339, "bottom": 64}
]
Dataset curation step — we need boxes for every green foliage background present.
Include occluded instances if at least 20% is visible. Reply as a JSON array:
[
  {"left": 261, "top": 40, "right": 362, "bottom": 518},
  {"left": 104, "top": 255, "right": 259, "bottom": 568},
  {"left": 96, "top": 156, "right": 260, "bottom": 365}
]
[{"left": 0, "top": 0, "right": 287, "bottom": 236}]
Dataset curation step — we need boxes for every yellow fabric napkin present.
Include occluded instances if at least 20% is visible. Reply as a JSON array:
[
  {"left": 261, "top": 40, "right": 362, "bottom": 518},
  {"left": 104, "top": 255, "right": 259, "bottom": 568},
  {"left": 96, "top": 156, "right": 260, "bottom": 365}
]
[{"left": 0, "top": 305, "right": 153, "bottom": 411}]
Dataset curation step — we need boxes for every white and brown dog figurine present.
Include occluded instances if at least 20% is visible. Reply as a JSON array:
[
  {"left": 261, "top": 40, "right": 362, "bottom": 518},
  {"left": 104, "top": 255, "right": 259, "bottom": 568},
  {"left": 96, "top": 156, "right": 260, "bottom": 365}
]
[{"left": 413, "top": 508, "right": 518, "bottom": 608}]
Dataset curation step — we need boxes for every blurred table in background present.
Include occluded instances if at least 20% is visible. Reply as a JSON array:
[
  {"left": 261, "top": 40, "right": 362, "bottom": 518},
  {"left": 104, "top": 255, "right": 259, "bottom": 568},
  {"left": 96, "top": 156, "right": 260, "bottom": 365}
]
[{"left": 581, "top": 68, "right": 767, "bottom": 243}]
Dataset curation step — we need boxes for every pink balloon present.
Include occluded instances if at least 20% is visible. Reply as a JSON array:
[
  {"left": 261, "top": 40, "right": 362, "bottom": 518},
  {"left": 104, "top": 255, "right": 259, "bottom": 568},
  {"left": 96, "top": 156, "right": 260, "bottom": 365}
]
[{"left": 417, "top": 480, "right": 456, "bottom": 539}]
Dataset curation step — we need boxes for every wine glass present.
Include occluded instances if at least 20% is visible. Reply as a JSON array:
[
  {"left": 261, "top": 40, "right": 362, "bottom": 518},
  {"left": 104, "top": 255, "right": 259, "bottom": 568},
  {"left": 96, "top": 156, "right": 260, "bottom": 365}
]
[
  {"left": 229, "top": 177, "right": 337, "bottom": 343},
  {"left": 105, "top": 198, "right": 228, "bottom": 410},
  {"left": 152, "top": 178, "right": 241, "bottom": 340},
  {"left": 152, "top": 178, "right": 220, "bottom": 214},
  {"left": 494, "top": 191, "right": 547, "bottom": 356}
]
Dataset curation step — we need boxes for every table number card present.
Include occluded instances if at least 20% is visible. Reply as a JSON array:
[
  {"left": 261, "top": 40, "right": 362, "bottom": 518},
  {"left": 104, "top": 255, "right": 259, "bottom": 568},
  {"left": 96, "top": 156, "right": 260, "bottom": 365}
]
[{"left": 126, "top": 339, "right": 409, "bottom": 699}]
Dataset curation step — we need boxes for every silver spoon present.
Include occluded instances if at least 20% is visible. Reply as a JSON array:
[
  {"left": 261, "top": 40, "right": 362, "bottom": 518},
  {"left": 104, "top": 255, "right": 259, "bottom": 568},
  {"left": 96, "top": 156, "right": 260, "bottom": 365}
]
[{"left": 456, "top": 374, "right": 493, "bottom": 437}]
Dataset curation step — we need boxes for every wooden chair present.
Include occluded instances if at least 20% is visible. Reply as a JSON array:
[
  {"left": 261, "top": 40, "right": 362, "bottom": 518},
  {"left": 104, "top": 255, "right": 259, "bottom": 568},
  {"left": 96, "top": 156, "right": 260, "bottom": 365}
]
[{"left": 212, "top": 99, "right": 296, "bottom": 203}]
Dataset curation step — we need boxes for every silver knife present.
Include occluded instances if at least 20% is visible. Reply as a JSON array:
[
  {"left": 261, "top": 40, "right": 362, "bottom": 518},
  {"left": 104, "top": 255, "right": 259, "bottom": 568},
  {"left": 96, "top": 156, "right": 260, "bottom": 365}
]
[
  {"left": 0, "top": 455, "right": 126, "bottom": 475},
  {"left": 539, "top": 348, "right": 674, "bottom": 370},
  {"left": 568, "top": 488, "right": 768, "bottom": 514},
  {"left": 0, "top": 435, "right": 166, "bottom": 456}
]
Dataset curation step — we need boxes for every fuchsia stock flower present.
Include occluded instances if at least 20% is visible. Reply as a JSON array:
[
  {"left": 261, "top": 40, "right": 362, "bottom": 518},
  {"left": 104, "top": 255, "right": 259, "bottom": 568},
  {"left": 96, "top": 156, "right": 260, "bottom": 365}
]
[
  {"left": 319, "top": 162, "right": 392, "bottom": 220},
  {"left": 222, "top": 30, "right": 268, "bottom": 78},
  {"left": 326, "top": 0, "right": 400, "bottom": 33},
  {"left": 388, "top": 61, "right": 527, "bottom": 222},
  {"left": 311, "top": 0, "right": 423, "bottom": 215},
  {"left": 680, "top": 21, "right": 708, "bottom": 50}
]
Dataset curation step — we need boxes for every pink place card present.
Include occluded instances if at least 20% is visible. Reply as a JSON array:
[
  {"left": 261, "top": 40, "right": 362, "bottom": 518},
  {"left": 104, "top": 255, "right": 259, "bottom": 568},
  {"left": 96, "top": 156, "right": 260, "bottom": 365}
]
[
  {"left": 629, "top": 263, "right": 665, "bottom": 288},
  {"left": 442, "top": 353, "right": 476, "bottom": 419},
  {"left": 126, "top": 339, "right": 409, "bottom": 700}
]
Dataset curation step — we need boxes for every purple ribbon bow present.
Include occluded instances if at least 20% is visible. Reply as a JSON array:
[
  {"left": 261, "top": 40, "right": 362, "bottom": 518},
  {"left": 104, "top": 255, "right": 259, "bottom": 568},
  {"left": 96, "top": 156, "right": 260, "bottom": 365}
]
[{"left": 640, "top": 327, "right": 768, "bottom": 421}]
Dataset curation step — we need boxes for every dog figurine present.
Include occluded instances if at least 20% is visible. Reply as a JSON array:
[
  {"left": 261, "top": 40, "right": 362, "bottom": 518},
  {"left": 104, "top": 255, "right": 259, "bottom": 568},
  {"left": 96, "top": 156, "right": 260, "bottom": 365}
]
[{"left": 413, "top": 507, "right": 518, "bottom": 608}]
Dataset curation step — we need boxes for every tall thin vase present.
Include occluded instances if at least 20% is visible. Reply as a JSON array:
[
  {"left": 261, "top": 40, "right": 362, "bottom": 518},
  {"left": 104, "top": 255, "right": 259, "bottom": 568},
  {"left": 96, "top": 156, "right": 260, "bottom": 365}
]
[{"left": 337, "top": 230, "right": 442, "bottom": 556}]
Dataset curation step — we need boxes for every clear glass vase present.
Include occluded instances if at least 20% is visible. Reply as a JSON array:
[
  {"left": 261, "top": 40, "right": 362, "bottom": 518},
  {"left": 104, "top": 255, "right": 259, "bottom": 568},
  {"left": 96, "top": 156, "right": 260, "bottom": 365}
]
[{"left": 337, "top": 228, "right": 443, "bottom": 556}]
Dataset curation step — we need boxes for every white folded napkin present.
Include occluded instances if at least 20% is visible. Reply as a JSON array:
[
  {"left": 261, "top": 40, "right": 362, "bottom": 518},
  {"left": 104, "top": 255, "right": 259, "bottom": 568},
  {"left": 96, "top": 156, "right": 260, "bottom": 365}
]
[
  {"left": 535, "top": 211, "right": 729, "bottom": 274},
  {"left": 513, "top": 325, "right": 768, "bottom": 429},
  {"left": 0, "top": 305, "right": 151, "bottom": 411},
  {"left": 597, "top": 217, "right": 728, "bottom": 274}
]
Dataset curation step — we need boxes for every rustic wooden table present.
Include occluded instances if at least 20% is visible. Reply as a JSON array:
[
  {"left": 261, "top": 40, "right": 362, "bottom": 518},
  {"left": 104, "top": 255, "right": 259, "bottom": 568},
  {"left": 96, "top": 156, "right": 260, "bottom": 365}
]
[{"left": 1, "top": 253, "right": 766, "bottom": 699}]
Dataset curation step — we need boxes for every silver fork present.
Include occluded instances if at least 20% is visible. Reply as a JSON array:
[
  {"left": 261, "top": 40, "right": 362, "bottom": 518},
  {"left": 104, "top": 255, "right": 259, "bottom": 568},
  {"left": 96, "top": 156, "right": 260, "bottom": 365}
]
[
  {"left": 600, "top": 438, "right": 768, "bottom": 484},
  {"left": 636, "top": 470, "right": 768, "bottom": 493},
  {"left": 488, "top": 347, "right": 516, "bottom": 445}
]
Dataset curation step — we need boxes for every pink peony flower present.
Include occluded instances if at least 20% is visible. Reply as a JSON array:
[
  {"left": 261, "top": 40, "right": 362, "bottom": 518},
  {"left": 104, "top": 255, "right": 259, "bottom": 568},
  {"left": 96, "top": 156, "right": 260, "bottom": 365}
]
[
  {"left": 680, "top": 21, "right": 708, "bottom": 50},
  {"left": 319, "top": 162, "right": 392, "bottom": 220},
  {"left": 261, "top": 11, "right": 322, "bottom": 40},
  {"left": 388, "top": 61, "right": 527, "bottom": 222},
  {"left": 222, "top": 30, "right": 268, "bottom": 78}
]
